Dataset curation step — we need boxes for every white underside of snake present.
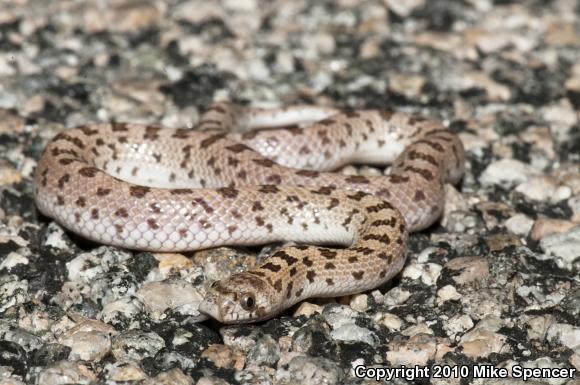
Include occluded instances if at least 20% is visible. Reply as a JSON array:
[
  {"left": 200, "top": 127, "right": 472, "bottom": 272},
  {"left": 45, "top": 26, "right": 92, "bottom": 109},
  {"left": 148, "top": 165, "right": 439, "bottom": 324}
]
[{"left": 33, "top": 102, "right": 464, "bottom": 323}]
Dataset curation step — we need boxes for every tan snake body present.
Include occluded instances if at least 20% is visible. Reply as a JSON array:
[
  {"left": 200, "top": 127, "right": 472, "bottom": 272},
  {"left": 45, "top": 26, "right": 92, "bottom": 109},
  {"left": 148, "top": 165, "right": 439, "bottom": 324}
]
[{"left": 33, "top": 102, "right": 464, "bottom": 323}]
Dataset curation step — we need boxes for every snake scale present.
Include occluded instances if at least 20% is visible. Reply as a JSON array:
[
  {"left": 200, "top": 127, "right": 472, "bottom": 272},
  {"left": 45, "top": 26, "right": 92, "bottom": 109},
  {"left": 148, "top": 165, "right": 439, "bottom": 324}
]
[{"left": 33, "top": 102, "right": 464, "bottom": 323}]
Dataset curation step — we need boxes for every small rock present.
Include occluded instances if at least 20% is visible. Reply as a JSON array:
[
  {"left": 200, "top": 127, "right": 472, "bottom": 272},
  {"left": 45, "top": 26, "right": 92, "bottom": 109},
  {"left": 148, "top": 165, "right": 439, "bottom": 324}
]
[
  {"left": 373, "top": 313, "right": 404, "bottom": 331},
  {"left": 349, "top": 294, "right": 369, "bottom": 312},
  {"left": 153, "top": 253, "right": 194, "bottom": 277},
  {"left": 58, "top": 319, "right": 117, "bottom": 362},
  {"left": 486, "top": 233, "right": 522, "bottom": 252},
  {"left": 437, "top": 285, "right": 462, "bottom": 303},
  {"left": 111, "top": 330, "right": 165, "bottom": 362},
  {"left": 99, "top": 297, "right": 143, "bottom": 326},
  {"left": 401, "top": 323, "right": 434, "bottom": 337},
  {"left": 515, "top": 176, "right": 559, "bottom": 202},
  {"left": 31, "top": 344, "right": 71, "bottom": 367},
  {"left": 386, "top": 334, "right": 437, "bottom": 366},
  {"left": 546, "top": 323, "right": 580, "bottom": 354},
  {"left": 0, "top": 251, "right": 28, "bottom": 272},
  {"left": 526, "top": 315, "right": 556, "bottom": 341},
  {"left": 530, "top": 218, "right": 579, "bottom": 241},
  {"left": 539, "top": 225, "right": 580, "bottom": 266},
  {"left": 388, "top": 73, "right": 427, "bottom": 100},
  {"left": 0, "top": 340, "right": 27, "bottom": 377},
  {"left": 0, "top": 274, "right": 28, "bottom": 312},
  {"left": 246, "top": 335, "right": 280, "bottom": 367},
  {"left": 84, "top": 2, "right": 165, "bottom": 33},
  {"left": 0, "top": 163, "right": 22, "bottom": 187},
  {"left": 135, "top": 279, "right": 205, "bottom": 320},
  {"left": 274, "top": 355, "right": 343, "bottom": 385},
  {"left": 43, "top": 223, "right": 72, "bottom": 251},
  {"left": 542, "top": 102, "right": 578, "bottom": 131},
  {"left": 383, "top": 287, "right": 411, "bottom": 306},
  {"left": 443, "top": 315, "right": 474, "bottom": 339},
  {"left": 505, "top": 213, "right": 535, "bottom": 236},
  {"left": 459, "top": 318, "right": 509, "bottom": 359},
  {"left": 293, "top": 302, "right": 322, "bottom": 319},
  {"left": 105, "top": 361, "right": 148, "bottom": 382},
  {"left": 387, "top": 0, "right": 425, "bottom": 17},
  {"left": 330, "top": 324, "right": 378, "bottom": 346},
  {"left": 569, "top": 196, "right": 580, "bottom": 222},
  {"left": 444, "top": 257, "right": 490, "bottom": 285},
  {"left": 35, "top": 361, "right": 97, "bottom": 385},
  {"left": 402, "top": 262, "right": 442, "bottom": 286},
  {"left": 201, "top": 344, "right": 245, "bottom": 370},
  {"left": 142, "top": 368, "right": 193, "bottom": 385},
  {"left": 479, "top": 159, "right": 538, "bottom": 187}
]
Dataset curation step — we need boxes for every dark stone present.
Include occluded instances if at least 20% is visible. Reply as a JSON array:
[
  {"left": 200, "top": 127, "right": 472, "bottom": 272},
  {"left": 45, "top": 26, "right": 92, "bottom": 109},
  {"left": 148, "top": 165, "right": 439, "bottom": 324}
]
[
  {"left": 0, "top": 340, "right": 28, "bottom": 376},
  {"left": 31, "top": 343, "right": 71, "bottom": 366},
  {"left": 127, "top": 252, "right": 157, "bottom": 282},
  {"left": 159, "top": 65, "right": 234, "bottom": 107}
]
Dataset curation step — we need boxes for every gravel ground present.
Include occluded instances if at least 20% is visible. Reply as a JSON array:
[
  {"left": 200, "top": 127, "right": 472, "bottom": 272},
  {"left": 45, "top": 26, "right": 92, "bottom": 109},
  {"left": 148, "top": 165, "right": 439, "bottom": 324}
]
[{"left": 0, "top": 1, "right": 579, "bottom": 384}]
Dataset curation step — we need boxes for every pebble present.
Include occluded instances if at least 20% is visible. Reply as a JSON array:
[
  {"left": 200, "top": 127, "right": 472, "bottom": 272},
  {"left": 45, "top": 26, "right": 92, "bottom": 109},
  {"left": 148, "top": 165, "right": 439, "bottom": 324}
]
[
  {"left": 0, "top": 275, "right": 28, "bottom": 313},
  {"left": 201, "top": 344, "right": 245, "bottom": 370},
  {"left": 293, "top": 302, "right": 323, "bottom": 319},
  {"left": 460, "top": 328, "right": 509, "bottom": 359},
  {"left": 135, "top": 279, "right": 206, "bottom": 321},
  {"left": 349, "top": 293, "right": 369, "bottom": 312},
  {"left": 142, "top": 368, "right": 193, "bottom": 385},
  {"left": 35, "top": 361, "right": 97, "bottom": 385},
  {"left": 479, "top": 159, "right": 539, "bottom": 187},
  {"left": 526, "top": 315, "right": 556, "bottom": 341},
  {"left": 539, "top": 225, "right": 580, "bottom": 266},
  {"left": 515, "top": 176, "right": 560, "bottom": 202},
  {"left": 373, "top": 312, "right": 404, "bottom": 331},
  {"left": 530, "top": 218, "right": 579, "bottom": 241},
  {"left": 43, "top": 223, "right": 72, "bottom": 252},
  {"left": 111, "top": 330, "right": 165, "bottom": 362},
  {"left": 0, "top": 340, "right": 27, "bottom": 377},
  {"left": 246, "top": 335, "right": 280, "bottom": 367},
  {"left": 386, "top": 334, "right": 437, "bottom": 366},
  {"left": 443, "top": 315, "right": 474, "bottom": 339},
  {"left": 437, "top": 285, "right": 462, "bottom": 303},
  {"left": 0, "top": 251, "right": 28, "bottom": 272},
  {"left": 58, "top": 319, "right": 117, "bottom": 362},
  {"left": 104, "top": 362, "right": 148, "bottom": 382},
  {"left": 546, "top": 323, "right": 580, "bottom": 354},
  {"left": 274, "top": 355, "right": 343, "bottom": 385},
  {"left": 444, "top": 257, "right": 490, "bottom": 285},
  {"left": 99, "top": 297, "right": 143, "bottom": 326},
  {"left": 330, "top": 324, "right": 379, "bottom": 346},
  {"left": 505, "top": 213, "right": 535, "bottom": 236}
]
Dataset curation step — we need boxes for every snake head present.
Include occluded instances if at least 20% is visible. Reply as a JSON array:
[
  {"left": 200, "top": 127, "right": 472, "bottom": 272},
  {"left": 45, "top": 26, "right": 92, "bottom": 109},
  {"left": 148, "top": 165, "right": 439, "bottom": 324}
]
[{"left": 199, "top": 272, "right": 279, "bottom": 324}]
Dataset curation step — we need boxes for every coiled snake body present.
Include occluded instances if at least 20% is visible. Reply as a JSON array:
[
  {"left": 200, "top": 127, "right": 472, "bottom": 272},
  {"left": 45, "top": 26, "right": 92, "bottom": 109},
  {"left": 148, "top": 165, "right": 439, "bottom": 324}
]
[{"left": 34, "top": 102, "right": 464, "bottom": 323}]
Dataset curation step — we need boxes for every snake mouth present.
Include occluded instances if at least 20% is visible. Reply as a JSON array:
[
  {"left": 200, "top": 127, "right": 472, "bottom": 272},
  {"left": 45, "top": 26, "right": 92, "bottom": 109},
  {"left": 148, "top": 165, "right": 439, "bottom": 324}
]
[{"left": 198, "top": 298, "right": 222, "bottom": 322}]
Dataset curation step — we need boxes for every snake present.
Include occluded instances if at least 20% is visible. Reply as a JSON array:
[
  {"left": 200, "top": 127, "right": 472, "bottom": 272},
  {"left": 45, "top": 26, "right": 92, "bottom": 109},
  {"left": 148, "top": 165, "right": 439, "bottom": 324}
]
[{"left": 33, "top": 102, "right": 464, "bottom": 323}]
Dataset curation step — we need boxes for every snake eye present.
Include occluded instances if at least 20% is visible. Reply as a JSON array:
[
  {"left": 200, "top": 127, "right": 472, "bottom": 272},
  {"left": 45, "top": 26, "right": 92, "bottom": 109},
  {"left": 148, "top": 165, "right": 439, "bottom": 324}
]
[{"left": 240, "top": 294, "right": 255, "bottom": 310}]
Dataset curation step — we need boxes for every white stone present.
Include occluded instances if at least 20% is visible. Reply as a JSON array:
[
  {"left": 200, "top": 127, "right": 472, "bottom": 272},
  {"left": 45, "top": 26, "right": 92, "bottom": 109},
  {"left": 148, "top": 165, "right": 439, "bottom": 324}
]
[
  {"left": 515, "top": 176, "right": 558, "bottom": 201},
  {"left": 0, "top": 251, "right": 28, "bottom": 271},
  {"left": 136, "top": 280, "right": 205, "bottom": 320},
  {"left": 437, "top": 285, "right": 461, "bottom": 303},
  {"left": 480, "top": 159, "right": 538, "bottom": 187},
  {"left": 547, "top": 323, "right": 580, "bottom": 354},
  {"left": 540, "top": 225, "right": 580, "bottom": 267},
  {"left": 330, "top": 324, "right": 378, "bottom": 346},
  {"left": 505, "top": 214, "right": 534, "bottom": 236}
]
